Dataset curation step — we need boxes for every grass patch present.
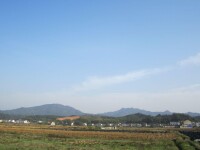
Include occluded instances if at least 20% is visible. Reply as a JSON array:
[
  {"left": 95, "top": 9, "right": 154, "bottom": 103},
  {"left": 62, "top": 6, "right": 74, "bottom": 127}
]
[
  {"left": 0, "top": 132, "right": 179, "bottom": 150},
  {"left": 0, "top": 124, "right": 199, "bottom": 150}
]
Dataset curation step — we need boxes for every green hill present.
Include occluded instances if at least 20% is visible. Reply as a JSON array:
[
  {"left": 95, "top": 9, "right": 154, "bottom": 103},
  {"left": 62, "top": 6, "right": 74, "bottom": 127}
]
[{"left": 2, "top": 104, "right": 84, "bottom": 116}]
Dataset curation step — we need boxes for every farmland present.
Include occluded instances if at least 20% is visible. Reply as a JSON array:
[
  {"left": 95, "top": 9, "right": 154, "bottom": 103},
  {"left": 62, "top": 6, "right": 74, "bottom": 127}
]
[{"left": 0, "top": 124, "right": 199, "bottom": 150}]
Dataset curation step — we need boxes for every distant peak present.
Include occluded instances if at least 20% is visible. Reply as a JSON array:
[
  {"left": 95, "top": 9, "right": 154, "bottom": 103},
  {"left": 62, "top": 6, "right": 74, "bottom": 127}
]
[
  {"left": 120, "top": 107, "right": 135, "bottom": 110},
  {"left": 42, "top": 103, "right": 64, "bottom": 106},
  {"left": 164, "top": 110, "right": 171, "bottom": 113}
]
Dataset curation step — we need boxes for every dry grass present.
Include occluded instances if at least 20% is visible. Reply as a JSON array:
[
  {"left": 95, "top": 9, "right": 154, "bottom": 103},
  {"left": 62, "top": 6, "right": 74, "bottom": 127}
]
[{"left": 0, "top": 124, "right": 178, "bottom": 140}]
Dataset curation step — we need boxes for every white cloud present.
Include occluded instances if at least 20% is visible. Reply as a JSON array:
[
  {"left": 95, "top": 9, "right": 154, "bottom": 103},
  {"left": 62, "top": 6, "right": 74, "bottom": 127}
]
[
  {"left": 72, "top": 68, "right": 169, "bottom": 92},
  {"left": 170, "top": 84, "right": 200, "bottom": 93},
  {"left": 2, "top": 53, "right": 200, "bottom": 112},
  {"left": 71, "top": 52, "right": 200, "bottom": 92},
  {"left": 178, "top": 52, "right": 200, "bottom": 66}
]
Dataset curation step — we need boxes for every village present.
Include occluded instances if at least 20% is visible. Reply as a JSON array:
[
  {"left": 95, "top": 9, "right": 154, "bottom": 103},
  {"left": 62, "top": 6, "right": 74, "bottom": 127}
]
[{"left": 0, "top": 118, "right": 200, "bottom": 129}]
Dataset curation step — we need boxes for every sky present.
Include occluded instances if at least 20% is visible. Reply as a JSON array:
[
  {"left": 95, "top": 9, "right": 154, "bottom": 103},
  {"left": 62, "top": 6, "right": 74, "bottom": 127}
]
[{"left": 0, "top": 0, "right": 200, "bottom": 113}]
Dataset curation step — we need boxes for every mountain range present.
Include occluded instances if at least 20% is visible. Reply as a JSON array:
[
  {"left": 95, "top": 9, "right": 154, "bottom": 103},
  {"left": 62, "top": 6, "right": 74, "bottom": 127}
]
[
  {"left": 1, "top": 104, "right": 200, "bottom": 117},
  {"left": 100, "top": 108, "right": 172, "bottom": 117},
  {"left": 2, "top": 104, "right": 84, "bottom": 116}
]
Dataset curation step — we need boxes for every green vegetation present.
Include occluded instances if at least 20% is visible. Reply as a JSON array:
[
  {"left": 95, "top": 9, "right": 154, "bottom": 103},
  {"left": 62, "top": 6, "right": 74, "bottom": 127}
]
[
  {"left": 0, "top": 132, "right": 179, "bottom": 150},
  {"left": 2, "top": 104, "right": 84, "bottom": 116},
  {"left": 0, "top": 124, "right": 199, "bottom": 150},
  {"left": 1, "top": 111, "right": 200, "bottom": 126},
  {"left": 66, "top": 113, "right": 200, "bottom": 125}
]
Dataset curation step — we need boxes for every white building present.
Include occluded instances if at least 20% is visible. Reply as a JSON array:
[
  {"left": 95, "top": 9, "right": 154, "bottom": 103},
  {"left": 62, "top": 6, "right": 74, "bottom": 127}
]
[
  {"left": 83, "top": 123, "right": 87, "bottom": 126},
  {"left": 196, "top": 122, "right": 200, "bottom": 127},
  {"left": 170, "top": 122, "right": 180, "bottom": 126},
  {"left": 181, "top": 120, "right": 193, "bottom": 128},
  {"left": 38, "top": 121, "right": 43, "bottom": 124},
  {"left": 131, "top": 123, "right": 142, "bottom": 127},
  {"left": 51, "top": 122, "right": 56, "bottom": 126},
  {"left": 24, "top": 120, "right": 30, "bottom": 124},
  {"left": 16, "top": 119, "right": 24, "bottom": 124},
  {"left": 107, "top": 123, "right": 114, "bottom": 127},
  {"left": 101, "top": 126, "right": 117, "bottom": 130}
]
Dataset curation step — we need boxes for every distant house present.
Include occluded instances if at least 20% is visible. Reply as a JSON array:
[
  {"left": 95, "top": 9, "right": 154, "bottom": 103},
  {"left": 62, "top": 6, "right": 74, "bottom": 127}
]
[
  {"left": 51, "top": 122, "right": 56, "bottom": 126},
  {"left": 0, "top": 120, "right": 3, "bottom": 123},
  {"left": 83, "top": 123, "right": 87, "bottom": 126},
  {"left": 170, "top": 122, "right": 180, "bottom": 126},
  {"left": 38, "top": 121, "right": 43, "bottom": 124},
  {"left": 131, "top": 123, "right": 142, "bottom": 127},
  {"left": 8, "top": 120, "right": 16, "bottom": 123},
  {"left": 181, "top": 120, "right": 193, "bottom": 128},
  {"left": 142, "top": 123, "right": 150, "bottom": 127},
  {"left": 101, "top": 126, "right": 117, "bottom": 130},
  {"left": 196, "top": 122, "right": 200, "bottom": 127},
  {"left": 24, "top": 120, "right": 30, "bottom": 124},
  {"left": 71, "top": 122, "right": 74, "bottom": 126},
  {"left": 121, "top": 123, "right": 129, "bottom": 127},
  {"left": 16, "top": 119, "right": 24, "bottom": 124},
  {"left": 151, "top": 124, "right": 163, "bottom": 128},
  {"left": 107, "top": 123, "right": 114, "bottom": 127},
  {"left": 183, "top": 120, "right": 192, "bottom": 125},
  {"left": 96, "top": 123, "right": 104, "bottom": 127}
]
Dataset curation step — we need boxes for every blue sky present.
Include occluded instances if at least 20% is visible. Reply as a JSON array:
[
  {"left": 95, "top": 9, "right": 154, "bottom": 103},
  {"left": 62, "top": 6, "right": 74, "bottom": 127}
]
[{"left": 0, "top": 0, "right": 200, "bottom": 113}]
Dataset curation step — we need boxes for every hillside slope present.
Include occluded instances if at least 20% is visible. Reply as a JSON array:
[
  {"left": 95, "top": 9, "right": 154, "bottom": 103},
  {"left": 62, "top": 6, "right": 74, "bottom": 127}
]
[
  {"left": 2, "top": 104, "right": 84, "bottom": 116},
  {"left": 100, "top": 108, "right": 172, "bottom": 117}
]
